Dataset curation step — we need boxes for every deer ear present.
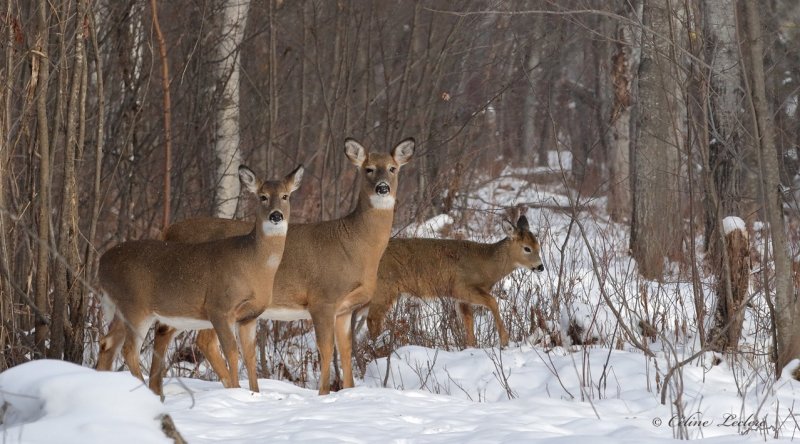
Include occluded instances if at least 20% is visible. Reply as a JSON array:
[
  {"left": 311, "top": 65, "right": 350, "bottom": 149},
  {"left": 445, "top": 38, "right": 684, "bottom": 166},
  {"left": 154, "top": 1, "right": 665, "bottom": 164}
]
[
  {"left": 286, "top": 164, "right": 304, "bottom": 192},
  {"left": 502, "top": 219, "right": 518, "bottom": 239},
  {"left": 516, "top": 215, "right": 530, "bottom": 232},
  {"left": 344, "top": 138, "right": 367, "bottom": 167},
  {"left": 392, "top": 138, "right": 415, "bottom": 166},
  {"left": 238, "top": 165, "right": 259, "bottom": 194}
]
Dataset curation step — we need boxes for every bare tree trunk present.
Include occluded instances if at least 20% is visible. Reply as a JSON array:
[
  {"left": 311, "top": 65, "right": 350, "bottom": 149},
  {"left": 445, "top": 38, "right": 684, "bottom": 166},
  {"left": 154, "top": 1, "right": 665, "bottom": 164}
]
[
  {"left": 522, "top": 31, "right": 543, "bottom": 163},
  {"left": 150, "top": 0, "right": 173, "bottom": 229},
  {"left": 267, "top": 0, "right": 277, "bottom": 177},
  {"left": 214, "top": 0, "right": 251, "bottom": 219},
  {"left": 76, "top": 7, "right": 106, "bottom": 364},
  {"left": 702, "top": 0, "right": 749, "bottom": 352},
  {"left": 51, "top": 0, "right": 88, "bottom": 360},
  {"left": 609, "top": 1, "right": 642, "bottom": 223},
  {"left": 0, "top": 0, "right": 15, "bottom": 370},
  {"left": 631, "top": 0, "right": 685, "bottom": 280},
  {"left": 34, "top": 0, "right": 52, "bottom": 356},
  {"left": 84, "top": 6, "right": 105, "bottom": 284},
  {"left": 742, "top": 1, "right": 799, "bottom": 375}
]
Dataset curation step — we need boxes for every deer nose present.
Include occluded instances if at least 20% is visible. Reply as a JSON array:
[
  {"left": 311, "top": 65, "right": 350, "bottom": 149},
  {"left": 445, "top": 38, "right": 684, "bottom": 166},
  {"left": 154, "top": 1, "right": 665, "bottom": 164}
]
[
  {"left": 534, "top": 264, "right": 544, "bottom": 272},
  {"left": 269, "top": 211, "right": 284, "bottom": 224},
  {"left": 375, "top": 182, "right": 390, "bottom": 195}
]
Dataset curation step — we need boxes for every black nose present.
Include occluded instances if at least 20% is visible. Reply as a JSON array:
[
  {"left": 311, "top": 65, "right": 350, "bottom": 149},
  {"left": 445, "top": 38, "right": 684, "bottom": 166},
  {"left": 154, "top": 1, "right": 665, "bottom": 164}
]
[
  {"left": 535, "top": 264, "right": 544, "bottom": 272},
  {"left": 375, "top": 183, "right": 390, "bottom": 195},
  {"left": 269, "top": 212, "right": 284, "bottom": 223}
]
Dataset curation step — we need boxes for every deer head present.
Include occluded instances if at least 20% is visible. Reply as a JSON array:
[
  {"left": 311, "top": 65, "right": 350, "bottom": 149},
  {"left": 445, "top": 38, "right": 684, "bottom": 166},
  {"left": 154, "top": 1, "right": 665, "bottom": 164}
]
[{"left": 344, "top": 138, "right": 415, "bottom": 210}]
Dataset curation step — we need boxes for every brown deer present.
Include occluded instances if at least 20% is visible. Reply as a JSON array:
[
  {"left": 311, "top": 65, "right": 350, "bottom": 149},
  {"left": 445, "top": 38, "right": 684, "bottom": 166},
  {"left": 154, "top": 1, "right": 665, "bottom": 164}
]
[
  {"left": 364, "top": 211, "right": 544, "bottom": 348},
  {"left": 96, "top": 165, "right": 303, "bottom": 395},
  {"left": 152, "top": 138, "right": 414, "bottom": 395}
]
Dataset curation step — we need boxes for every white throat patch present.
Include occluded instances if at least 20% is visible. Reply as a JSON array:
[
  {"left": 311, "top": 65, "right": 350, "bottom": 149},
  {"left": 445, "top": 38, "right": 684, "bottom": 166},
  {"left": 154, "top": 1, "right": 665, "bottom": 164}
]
[
  {"left": 261, "top": 220, "right": 288, "bottom": 237},
  {"left": 370, "top": 194, "right": 395, "bottom": 210}
]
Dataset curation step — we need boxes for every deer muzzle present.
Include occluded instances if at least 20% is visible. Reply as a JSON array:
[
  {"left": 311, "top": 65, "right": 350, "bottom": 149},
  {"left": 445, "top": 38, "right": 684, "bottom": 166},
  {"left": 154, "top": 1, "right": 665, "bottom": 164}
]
[
  {"left": 375, "top": 182, "right": 390, "bottom": 195},
  {"left": 533, "top": 263, "right": 544, "bottom": 272},
  {"left": 269, "top": 211, "right": 284, "bottom": 224}
]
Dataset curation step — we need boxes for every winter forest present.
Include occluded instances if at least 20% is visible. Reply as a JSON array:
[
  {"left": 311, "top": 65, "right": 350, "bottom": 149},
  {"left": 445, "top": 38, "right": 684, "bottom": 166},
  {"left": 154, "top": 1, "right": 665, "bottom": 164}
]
[{"left": 1, "top": 0, "right": 800, "bottom": 442}]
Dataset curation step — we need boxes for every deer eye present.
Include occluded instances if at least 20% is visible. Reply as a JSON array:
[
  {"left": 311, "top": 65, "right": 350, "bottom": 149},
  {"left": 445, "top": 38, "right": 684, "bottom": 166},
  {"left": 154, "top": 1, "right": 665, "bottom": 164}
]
[
  {"left": 260, "top": 195, "right": 268, "bottom": 202},
  {"left": 389, "top": 166, "right": 397, "bottom": 173},
  {"left": 523, "top": 246, "right": 532, "bottom": 253},
  {"left": 365, "top": 167, "right": 375, "bottom": 174},
  {"left": 281, "top": 194, "right": 289, "bottom": 200}
]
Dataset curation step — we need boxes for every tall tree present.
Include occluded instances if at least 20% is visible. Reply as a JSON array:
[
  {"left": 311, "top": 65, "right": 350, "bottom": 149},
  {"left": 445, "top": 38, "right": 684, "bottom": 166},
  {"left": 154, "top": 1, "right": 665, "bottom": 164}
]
[
  {"left": 609, "top": 0, "right": 642, "bottom": 223},
  {"left": 0, "top": 0, "right": 15, "bottom": 370},
  {"left": 51, "top": 0, "right": 88, "bottom": 360},
  {"left": 214, "top": 0, "right": 251, "bottom": 219},
  {"left": 631, "top": 0, "right": 685, "bottom": 280},
  {"left": 33, "top": 0, "right": 52, "bottom": 355},
  {"left": 742, "top": 1, "right": 799, "bottom": 375},
  {"left": 702, "top": 0, "right": 750, "bottom": 352}
]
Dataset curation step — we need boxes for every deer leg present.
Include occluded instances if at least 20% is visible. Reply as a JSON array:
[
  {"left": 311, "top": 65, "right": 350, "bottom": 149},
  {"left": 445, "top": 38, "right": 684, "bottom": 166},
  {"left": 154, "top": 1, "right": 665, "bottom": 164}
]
[
  {"left": 120, "top": 315, "right": 151, "bottom": 381},
  {"left": 149, "top": 322, "right": 177, "bottom": 397},
  {"left": 96, "top": 315, "right": 125, "bottom": 371},
  {"left": 334, "top": 312, "right": 355, "bottom": 389},
  {"left": 455, "top": 287, "right": 509, "bottom": 348},
  {"left": 211, "top": 316, "right": 240, "bottom": 389},
  {"left": 239, "top": 319, "right": 260, "bottom": 392},
  {"left": 196, "top": 329, "right": 232, "bottom": 387},
  {"left": 456, "top": 302, "right": 477, "bottom": 348},
  {"left": 480, "top": 292, "right": 509, "bottom": 347},
  {"left": 366, "top": 300, "right": 391, "bottom": 343},
  {"left": 311, "top": 306, "right": 335, "bottom": 395}
]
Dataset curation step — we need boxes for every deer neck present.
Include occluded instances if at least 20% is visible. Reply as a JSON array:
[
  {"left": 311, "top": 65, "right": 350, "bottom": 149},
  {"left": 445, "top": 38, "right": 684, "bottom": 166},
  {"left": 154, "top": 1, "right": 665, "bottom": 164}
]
[
  {"left": 344, "top": 191, "right": 395, "bottom": 244},
  {"left": 250, "top": 209, "right": 288, "bottom": 258},
  {"left": 489, "top": 237, "right": 517, "bottom": 279}
]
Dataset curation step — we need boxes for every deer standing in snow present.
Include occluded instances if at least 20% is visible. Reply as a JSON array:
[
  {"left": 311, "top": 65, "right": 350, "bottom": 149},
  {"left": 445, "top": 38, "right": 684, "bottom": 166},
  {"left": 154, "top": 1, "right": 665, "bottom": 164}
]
[
  {"left": 364, "top": 210, "right": 544, "bottom": 348},
  {"left": 154, "top": 138, "right": 414, "bottom": 394},
  {"left": 96, "top": 165, "right": 303, "bottom": 395}
]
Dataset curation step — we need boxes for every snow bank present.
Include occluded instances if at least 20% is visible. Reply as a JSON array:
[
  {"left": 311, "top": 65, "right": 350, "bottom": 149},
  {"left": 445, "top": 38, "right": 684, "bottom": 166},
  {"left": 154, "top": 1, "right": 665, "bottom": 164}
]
[
  {"left": 0, "top": 360, "right": 169, "bottom": 444},
  {"left": 156, "top": 344, "right": 800, "bottom": 442}
]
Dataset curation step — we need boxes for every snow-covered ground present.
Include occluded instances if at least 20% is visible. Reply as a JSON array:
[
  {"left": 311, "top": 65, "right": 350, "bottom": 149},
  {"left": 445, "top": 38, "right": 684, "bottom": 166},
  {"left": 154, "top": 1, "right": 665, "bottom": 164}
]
[
  {"left": 2, "top": 352, "right": 798, "bottom": 443},
  {"left": 2, "top": 156, "right": 799, "bottom": 442}
]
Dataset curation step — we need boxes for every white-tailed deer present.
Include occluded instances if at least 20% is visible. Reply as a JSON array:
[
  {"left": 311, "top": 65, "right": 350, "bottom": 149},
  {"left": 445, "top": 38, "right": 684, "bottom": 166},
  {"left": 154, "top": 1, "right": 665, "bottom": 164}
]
[
  {"left": 96, "top": 165, "right": 303, "bottom": 395},
  {"left": 364, "top": 211, "right": 544, "bottom": 348},
  {"left": 153, "top": 138, "right": 414, "bottom": 395}
]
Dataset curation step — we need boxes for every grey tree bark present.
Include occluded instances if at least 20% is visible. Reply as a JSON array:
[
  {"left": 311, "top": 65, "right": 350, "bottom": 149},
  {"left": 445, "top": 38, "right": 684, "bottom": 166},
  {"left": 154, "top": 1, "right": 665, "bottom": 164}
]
[
  {"left": 631, "top": 0, "right": 686, "bottom": 280},
  {"left": 702, "top": 0, "right": 750, "bottom": 352},
  {"left": 742, "top": 1, "right": 799, "bottom": 376}
]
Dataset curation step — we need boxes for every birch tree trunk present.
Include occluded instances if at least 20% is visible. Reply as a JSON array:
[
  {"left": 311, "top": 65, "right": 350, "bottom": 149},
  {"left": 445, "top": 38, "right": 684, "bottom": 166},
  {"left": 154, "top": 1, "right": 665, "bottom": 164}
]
[
  {"left": 631, "top": 0, "right": 686, "bottom": 280},
  {"left": 609, "top": 1, "right": 642, "bottom": 223},
  {"left": 214, "top": 0, "right": 251, "bottom": 219}
]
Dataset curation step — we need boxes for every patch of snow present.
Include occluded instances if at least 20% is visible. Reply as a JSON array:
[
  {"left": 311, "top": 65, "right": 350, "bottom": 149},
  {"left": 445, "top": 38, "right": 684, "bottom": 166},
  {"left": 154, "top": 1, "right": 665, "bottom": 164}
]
[
  {"left": 547, "top": 150, "right": 573, "bottom": 171},
  {"left": 400, "top": 214, "right": 454, "bottom": 238},
  {"left": 0, "top": 360, "right": 168, "bottom": 443},
  {"left": 786, "top": 95, "right": 797, "bottom": 117},
  {"left": 722, "top": 216, "right": 746, "bottom": 235}
]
